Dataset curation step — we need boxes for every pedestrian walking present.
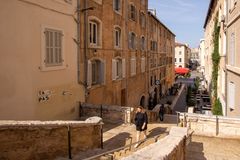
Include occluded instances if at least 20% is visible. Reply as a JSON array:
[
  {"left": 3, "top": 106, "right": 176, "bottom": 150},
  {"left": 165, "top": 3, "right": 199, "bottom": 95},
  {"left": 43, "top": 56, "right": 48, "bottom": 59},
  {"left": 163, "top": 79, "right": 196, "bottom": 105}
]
[
  {"left": 159, "top": 104, "right": 165, "bottom": 121},
  {"left": 134, "top": 106, "right": 148, "bottom": 148}
]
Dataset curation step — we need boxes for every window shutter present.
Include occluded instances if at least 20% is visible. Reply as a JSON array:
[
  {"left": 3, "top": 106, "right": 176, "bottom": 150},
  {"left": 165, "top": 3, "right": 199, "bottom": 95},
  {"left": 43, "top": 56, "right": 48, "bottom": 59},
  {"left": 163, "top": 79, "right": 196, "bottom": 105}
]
[
  {"left": 128, "top": 32, "right": 132, "bottom": 49},
  {"left": 112, "top": 59, "right": 117, "bottom": 80},
  {"left": 87, "top": 60, "right": 92, "bottom": 88},
  {"left": 135, "top": 7, "right": 138, "bottom": 22},
  {"left": 122, "top": 58, "right": 126, "bottom": 78},
  {"left": 128, "top": 4, "right": 131, "bottom": 19},
  {"left": 132, "top": 58, "right": 136, "bottom": 75},
  {"left": 141, "top": 57, "right": 145, "bottom": 73},
  {"left": 228, "top": 82, "right": 235, "bottom": 109},
  {"left": 100, "top": 60, "right": 105, "bottom": 84},
  {"left": 134, "top": 35, "right": 138, "bottom": 50}
]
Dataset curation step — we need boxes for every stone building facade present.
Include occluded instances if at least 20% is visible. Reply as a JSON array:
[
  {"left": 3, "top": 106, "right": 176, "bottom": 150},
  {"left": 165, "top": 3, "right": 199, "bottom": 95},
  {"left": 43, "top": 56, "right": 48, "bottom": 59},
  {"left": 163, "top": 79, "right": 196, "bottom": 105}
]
[
  {"left": 226, "top": 0, "right": 240, "bottom": 117},
  {"left": 82, "top": 0, "right": 175, "bottom": 109},
  {"left": 203, "top": 0, "right": 240, "bottom": 117},
  {"left": 175, "top": 43, "right": 190, "bottom": 68},
  {"left": 203, "top": 0, "right": 227, "bottom": 115},
  {"left": 147, "top": 12, "right": 175, "bottom": 109},
  {"left": 0, "top": 0, "right": 85, "bottom": 120}
]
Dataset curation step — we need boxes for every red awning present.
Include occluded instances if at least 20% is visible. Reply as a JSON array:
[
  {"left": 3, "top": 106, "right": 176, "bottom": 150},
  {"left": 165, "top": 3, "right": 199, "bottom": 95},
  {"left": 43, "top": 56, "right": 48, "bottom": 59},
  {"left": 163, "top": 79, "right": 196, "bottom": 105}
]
[{"left": 175, "top": 67, "right": 190, "bottom": 75}]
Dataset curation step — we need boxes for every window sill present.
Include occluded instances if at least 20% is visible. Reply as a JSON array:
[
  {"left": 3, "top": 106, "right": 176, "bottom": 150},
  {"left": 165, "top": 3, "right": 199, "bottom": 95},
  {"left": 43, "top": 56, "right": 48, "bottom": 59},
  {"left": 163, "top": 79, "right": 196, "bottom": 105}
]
[
  {"left": 88, "top": 84, "right": 104, "bottom": 90},
  {"left": 226, "top": 65, "right": 240, "bottom": 75},
  {"left": 114, "top": 46, "right": 122, "bottom": 50},
  {"left": 114, "top": 10, "right": 122, "bottom": 16},
  {"left": 39, "top": 65, "right": 67, "bottom": 72},
  {"left": 88, "top": 45, "right": 102, "bottom": 49}
]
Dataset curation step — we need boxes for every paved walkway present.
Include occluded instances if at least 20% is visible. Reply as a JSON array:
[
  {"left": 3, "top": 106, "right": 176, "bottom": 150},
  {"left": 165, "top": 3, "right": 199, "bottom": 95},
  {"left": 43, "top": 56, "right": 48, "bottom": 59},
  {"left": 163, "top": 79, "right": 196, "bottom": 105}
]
[{"left": 186, "top": 136, "right": 240, "bottom": 160}]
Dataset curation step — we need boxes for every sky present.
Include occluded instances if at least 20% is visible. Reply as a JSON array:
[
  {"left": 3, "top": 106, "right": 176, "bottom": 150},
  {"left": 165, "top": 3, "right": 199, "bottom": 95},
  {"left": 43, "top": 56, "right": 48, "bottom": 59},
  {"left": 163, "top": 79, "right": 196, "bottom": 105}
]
[{"left": 148, "top": 0, "right": 210, "bottom": 48}]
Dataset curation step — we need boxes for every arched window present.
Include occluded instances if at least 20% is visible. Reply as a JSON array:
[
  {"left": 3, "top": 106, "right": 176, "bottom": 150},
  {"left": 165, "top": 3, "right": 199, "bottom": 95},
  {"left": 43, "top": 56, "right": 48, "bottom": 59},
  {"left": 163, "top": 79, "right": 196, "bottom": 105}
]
[
  {"left": 129, "top": 32, "right": 136, "bottom": 50},
  {"left": 88, "top": 16, "right": 102, "bottom": 48},
  {"left": 140, "top": 36, "right": 145, "bottom": 51},
  {"left": 114, "top": 27, "right": 121, "bottom": 48}
]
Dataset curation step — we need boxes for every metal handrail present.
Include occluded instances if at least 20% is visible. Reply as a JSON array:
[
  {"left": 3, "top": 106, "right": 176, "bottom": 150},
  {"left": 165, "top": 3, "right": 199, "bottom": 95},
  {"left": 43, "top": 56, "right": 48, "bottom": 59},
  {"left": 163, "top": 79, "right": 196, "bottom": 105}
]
[{"left": 82, "top": 132, "right": 164, "bottom": 160}]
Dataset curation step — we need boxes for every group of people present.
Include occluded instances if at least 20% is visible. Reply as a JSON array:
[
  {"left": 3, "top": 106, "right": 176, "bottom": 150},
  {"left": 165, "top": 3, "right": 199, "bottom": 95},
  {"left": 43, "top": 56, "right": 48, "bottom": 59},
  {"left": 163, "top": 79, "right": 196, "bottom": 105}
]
[{"left": 134, "top": 104, "right": 165, "bottom": 148}]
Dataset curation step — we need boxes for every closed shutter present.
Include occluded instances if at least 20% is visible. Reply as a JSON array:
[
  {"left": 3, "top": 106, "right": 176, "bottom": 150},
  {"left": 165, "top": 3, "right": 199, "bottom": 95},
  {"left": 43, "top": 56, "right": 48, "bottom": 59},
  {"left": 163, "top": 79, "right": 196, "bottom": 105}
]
[
  {"left": 128, "top": 32, "right": 132, "bottom": 49},
  {"left": 141, "top": 57, "right": 145, "bottom": 73},
  {"left": 100, "top": 60, "right": 105, "bottom": 84},
  {"left": 134, "top": 35, "right": 137, "bottom": 50},
  {"left": 122, "top": 58, "right": 126, "bottom": 78},
  {"left": 230, "top": 33, "right": 235, "bottom": 66},
  {"left": 87, "top": 60, "right": 92, "bottom": 88},
  {"left": 112, "top": 59, "right": 117, "bottom": 80},
  {"left": 133, "top": 58, "right": 136, "bottom": 75},
  {"left": 228, "top": 82, "right": 235, "bottom": 109},
  {"left": 128, "top": 4, "right": 131, "bottom": 19}
]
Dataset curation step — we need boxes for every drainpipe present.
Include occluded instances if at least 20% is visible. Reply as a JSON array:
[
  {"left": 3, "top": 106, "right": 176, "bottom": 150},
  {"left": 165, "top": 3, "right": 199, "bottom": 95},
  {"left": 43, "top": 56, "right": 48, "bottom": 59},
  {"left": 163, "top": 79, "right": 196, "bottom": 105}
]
[
  {"left": 76, "top": 0, "right": 81, "bottom": 85},
  {"left": 83, "top": 0, "right": 88, "bottom": 99}
]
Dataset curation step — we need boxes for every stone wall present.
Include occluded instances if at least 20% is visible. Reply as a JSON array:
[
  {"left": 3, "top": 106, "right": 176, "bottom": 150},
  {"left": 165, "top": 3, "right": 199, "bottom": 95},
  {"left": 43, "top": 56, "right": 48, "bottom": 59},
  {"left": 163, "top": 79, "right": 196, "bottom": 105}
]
[
  {"left": 179, "top": 113, "right": 240, "bottom": 138},
  {"left": 121, "top": 127, "right": 188, "bottom": 160},
  {"left": 80, "top": 103, "right": 133, "bottom": 124},
  {"left": 0, "top": 117, "right": 102, "bottom": 160}
]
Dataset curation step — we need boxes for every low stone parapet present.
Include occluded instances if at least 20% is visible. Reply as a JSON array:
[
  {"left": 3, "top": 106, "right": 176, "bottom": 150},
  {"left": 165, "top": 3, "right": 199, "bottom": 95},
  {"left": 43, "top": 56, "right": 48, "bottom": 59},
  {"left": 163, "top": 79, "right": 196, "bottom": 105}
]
[
  {"left": 121, "top": 127, "right": 188, "bottom": 160},
  {"left": 80, "top": 103, "right": 133, "bottom": 124},
  {"left": 0, "top": 117, "right": 102, "bottom": 160},
  {"left": 179, "top": 113, "right": 240, "bottom": 138}
]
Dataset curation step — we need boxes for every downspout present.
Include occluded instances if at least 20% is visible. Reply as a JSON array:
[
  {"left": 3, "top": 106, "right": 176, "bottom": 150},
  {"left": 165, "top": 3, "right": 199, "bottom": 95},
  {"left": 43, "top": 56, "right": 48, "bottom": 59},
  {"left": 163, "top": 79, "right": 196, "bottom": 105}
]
[
  {"left": 84, "top": 0, "right": 88, "bottom": 99},
  {"left": 77, "top": 0, "right": 81, "bottom": 84},
  {"left": 125, "top": 1, "right": 128, "bottom": 106},
  {"left": 224, "top": 0, "right": 228, "bottom": 116}
]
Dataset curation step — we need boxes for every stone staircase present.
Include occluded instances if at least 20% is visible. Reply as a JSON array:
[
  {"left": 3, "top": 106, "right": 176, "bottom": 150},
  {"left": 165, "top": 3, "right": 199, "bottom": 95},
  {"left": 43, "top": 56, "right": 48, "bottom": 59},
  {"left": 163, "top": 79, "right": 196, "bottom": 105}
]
[{"left": 98, "top": 132, "right": 168, "bottom": 160}]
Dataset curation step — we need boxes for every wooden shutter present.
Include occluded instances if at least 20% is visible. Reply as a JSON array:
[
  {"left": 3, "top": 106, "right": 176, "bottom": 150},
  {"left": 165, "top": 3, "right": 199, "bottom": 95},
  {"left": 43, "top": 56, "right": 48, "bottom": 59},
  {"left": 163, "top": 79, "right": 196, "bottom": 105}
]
[
  {"left": 87, "top": 60, "right": 92, "bottom": 88},
  {"left": 141, "top": 57, "right": 145, "bottom": 73},
  {"left": 133, "top": 58, "right": 136, "bottom": 75},
  {"left": 228, "top": 82, "right": 235, "bottom": 109},
  {"left": 128, "top": 32, "right": 132, "bottom": 49},
  {"left": 100, "top": 60, "right": 105, "bottom": 84},
  {"left": 122, "top": 58, "right": 126, "bottom": 78},
  {"left": 128, "top": 4, "right": 131, "bottom": 19},
  {"left": 112, "top": 59, "right": 117, "bottom": 80}
]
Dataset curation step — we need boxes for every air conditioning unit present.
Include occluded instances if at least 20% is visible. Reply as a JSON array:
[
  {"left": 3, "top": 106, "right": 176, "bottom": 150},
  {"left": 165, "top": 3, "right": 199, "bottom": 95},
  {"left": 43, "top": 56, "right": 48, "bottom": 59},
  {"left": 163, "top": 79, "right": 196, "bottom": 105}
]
[{"left": 221, "top": 15, "right": 225, "bottom": 22}]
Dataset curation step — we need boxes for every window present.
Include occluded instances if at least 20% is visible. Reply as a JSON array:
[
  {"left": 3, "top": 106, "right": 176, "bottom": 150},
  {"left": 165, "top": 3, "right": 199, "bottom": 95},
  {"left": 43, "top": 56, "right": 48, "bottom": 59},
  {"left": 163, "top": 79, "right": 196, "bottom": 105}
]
[
  {"left": 175, "top": 58, "right": 176, "bottom": 62},
  {"left": 89, "top": 21, "right": 97, "bottom": 45},
  {"left": 129, "top": 4, "right": 137, "bottom": 21},
  {"left": 130, "top": 57, "right": 136, "bottom": 76},
  {"left": 87, "top": 59, "right": 105, "bottom": 87},
  {"left": 150, "top": 41, "right": 157, "bottom": 51},
  {"left": 141, "top": 0, "right": 145, "bottom": 5},
  {"left": 228, "top": 82, "right": 235, "bottom": 109},
  {"left": 179, "top": 51, "right": 182, "bottom": 55},
  {"left": 113, "top": 0, "right": 121, "bottom": 12},
  {"left": 112, "top": 58, "right": 125, "bottom": 80},
  {"left": 140, "top": 36, "right": 145, "bottom": 51},
  {"left": 140, "top": 12, "right": 146, "bottom": 28},
  {"left": 89, "top": 17, "right": 102, "bottom": 47},
  {"left": 179, "top": 58, "right": 182, "bottom": 62},
  {"left": 129, "top": 32, "right": 136, "bottom": 50},
  {"left": 230, "top": 32, "right": 235, "bottom": 66},
  {"left": 114, "top": 27, "right": 121, "bottom": 48},
  {"left": 44, "top": 28, "right": 63, "bottom": 67}
]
